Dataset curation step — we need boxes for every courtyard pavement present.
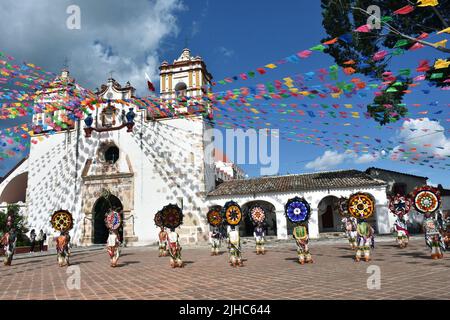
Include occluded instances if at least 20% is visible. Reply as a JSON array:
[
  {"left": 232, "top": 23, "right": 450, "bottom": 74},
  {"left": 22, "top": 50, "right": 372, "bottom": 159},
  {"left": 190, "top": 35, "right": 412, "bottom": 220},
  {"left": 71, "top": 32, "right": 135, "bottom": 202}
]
[{"left": 0, "top": 237, "right": 449, "bottom": 300}]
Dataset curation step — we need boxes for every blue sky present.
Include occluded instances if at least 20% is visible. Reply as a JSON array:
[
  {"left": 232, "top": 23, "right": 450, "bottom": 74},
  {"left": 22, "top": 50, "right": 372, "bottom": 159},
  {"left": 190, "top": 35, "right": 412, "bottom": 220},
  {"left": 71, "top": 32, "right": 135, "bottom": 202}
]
[{"left": 0, "top": 0, "right": 449, "bottom": 186}]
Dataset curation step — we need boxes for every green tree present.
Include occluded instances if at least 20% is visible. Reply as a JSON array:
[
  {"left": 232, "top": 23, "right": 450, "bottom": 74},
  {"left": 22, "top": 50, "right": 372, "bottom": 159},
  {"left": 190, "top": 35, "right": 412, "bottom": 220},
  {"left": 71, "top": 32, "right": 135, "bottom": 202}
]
[
  {"left": 0, "top": 204, "right": 30, "bottom": 247},
  {"left": 321, "top": 0, "right": 449, "bottom": 125}
]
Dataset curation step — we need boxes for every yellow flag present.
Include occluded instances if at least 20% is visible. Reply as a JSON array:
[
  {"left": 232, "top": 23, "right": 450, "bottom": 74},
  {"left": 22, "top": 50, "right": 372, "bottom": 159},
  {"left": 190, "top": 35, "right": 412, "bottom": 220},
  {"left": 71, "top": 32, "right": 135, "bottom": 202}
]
[
  {"left": 434, "top": 39, "right": 447, "bottom": 48},
  {"left": 434, "top": 59, "right": 450, "bottom": 69},
  {"left": 437, "top": 27, "right": 450, "bottom": 34},
  {"left": 344, "top": 104, "right": 353, "bottom": 109},
  {"left": 417, "top": 0, "right": 439, "bottom": 6},
  {"left": 331, "top": 92, "right": 341, "bottom": 98},
  {"left": 250, "top": 108, "right": 259, "bottom": 114},
  {"left": 265, "top": 64, "right": 277, "bottom": 69}
]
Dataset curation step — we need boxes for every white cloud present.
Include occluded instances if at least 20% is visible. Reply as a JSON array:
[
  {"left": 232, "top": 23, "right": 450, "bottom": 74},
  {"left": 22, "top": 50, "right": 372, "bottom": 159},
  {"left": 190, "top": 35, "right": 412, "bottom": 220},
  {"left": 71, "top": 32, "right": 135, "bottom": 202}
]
[
  {"left": 391, "top": 118, "right": 450, "bottom": 160},
  {"left": 305, "top": 150, "right": 348, "bottom": 170},
  {"left": 305, "top": 150, "right": 380, "bottom": 171},
  {"left": 0, "top": 0, "right": 186, "bottom": 94}
]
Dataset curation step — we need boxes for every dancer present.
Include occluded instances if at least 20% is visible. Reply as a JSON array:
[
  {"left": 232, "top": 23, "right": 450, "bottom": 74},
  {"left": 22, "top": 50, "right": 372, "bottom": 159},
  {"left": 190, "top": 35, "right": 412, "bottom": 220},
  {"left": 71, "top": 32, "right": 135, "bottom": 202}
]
[
  {"left": 338, "top": 197, "right": 357, "bottom": 250},
  {"left": 167, "top": 228, "right": 183, "bottom": 268},
  {"left": 1, "top": 228, "right": 17, "bottom": 266},
  {"left": 389, "top": 194, "right": 412, "bottom": 249},
  {"left": 393, "top": 216, "right": 409, "bottom": 248},
  {"left": 50, "top": 210, "right": 74, "bottom": 267},
  {"left": 348, "top": 193, "right": 376, "bottom": 262},
  {"left": 227, "top": 225, "right": 243, "bottom": 267},
  {"left": 342, "top": 216, "right": 358, "bottom": 250},
  {"left": 222, "top": 201, "right": 244, "bottom": 267},
  {"left": 104, "top": 209, "right": 122, "bottom": 267},
  {"left": 285, "top": 197, "right": 313, "bottom": 265},
  {"left": 158, "top": 226, "right": 168, "bottom": 257},
  {"left": 209, "top": 226, "right": 222, "bottom": 256},
  {"left": 423, "top": 214, "right": 445, "bottom": 259},
  {"left": 411, "top": 186, "right": 445, "bottom": 259},
  {"left": 355, "top": 218, "right": 374, "bottom": 262},
  {"left": 254, "top": 223, "right": 266, "bottom": 255},
  {"left": 293, "top": 223, "right": 313, "bottom": 264},
  {"left": 106, "top": 229, "right": 121, "bottom": 267},
  {"left": 160, "top": 204, "right": 184, "bottom": 268},
  {"left": 249, "top": 205, "right": 266, "bottom": 255},
  {"left": 207, "top": 206, "right": 223, "bottom": 256},
  {"left": 56, "top": 231, "right": 70, "bottom": 267}
]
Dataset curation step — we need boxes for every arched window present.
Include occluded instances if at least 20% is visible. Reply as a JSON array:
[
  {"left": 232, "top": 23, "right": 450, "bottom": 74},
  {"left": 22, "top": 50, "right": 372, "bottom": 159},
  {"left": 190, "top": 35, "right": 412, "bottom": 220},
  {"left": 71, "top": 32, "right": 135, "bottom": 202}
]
[
  {"left": 175, "top": 82, "right": 187, "bottom": 98},
  {"left": 104, "top": 146, "right": 119, "bottom": 164}
]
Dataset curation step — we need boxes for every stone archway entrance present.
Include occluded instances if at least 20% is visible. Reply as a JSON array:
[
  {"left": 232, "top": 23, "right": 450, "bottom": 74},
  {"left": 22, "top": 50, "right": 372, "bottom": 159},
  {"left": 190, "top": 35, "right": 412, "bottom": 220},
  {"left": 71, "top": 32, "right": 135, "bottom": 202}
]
[
  {"left": 93, "top": 195, "right": 124, "bottom": 244},
  {"left": 318, "top": 196, "right": 341, "bottom": 233},
  {"left": 240, "top": 201, "right": 277, "bottom": 237}
]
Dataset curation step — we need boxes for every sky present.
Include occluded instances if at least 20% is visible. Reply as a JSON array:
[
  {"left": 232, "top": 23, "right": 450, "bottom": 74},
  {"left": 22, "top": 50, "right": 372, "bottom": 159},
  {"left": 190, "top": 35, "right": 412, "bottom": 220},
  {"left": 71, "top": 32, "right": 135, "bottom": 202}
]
[{"left": 0, "top": 0, "right": 449, "bottom": 187}]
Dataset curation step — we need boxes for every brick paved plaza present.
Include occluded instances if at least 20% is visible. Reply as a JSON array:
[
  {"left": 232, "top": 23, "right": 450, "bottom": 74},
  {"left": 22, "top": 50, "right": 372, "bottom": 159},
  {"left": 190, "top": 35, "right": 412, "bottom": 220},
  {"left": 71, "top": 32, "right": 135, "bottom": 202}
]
[{"left": 1, "top": 238, "right": 449, "bottom": 300}]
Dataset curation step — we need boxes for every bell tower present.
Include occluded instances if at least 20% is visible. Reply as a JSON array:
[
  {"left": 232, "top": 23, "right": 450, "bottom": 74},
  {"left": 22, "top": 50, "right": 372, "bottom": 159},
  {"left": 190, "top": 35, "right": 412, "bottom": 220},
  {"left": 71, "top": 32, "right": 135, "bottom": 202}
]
[{"left": 159, "top": 48, "right": 213, "bottom": 103}]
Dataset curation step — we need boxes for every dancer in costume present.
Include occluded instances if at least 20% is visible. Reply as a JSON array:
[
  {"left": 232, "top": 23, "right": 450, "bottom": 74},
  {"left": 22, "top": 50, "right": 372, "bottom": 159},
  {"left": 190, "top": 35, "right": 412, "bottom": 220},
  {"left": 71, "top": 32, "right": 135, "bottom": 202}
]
[
  {"left": 106, "top": 229, "right": 121, "bottom": 267},
  {"left": 209, "top": 226, "right": 222, "bottom": 256},
  {"left": 285, "top": 197, "right": 313, "bottom": 264},
  {"left": 158, "top": 227, "right": 168, "bottom": 257},
  {"left": 222, "top": 201, "right": 243, "bottom": 267},
  {"left": 253, "top": 223, "right": 266, "bottom": 255},
  {"left": 442, "top": 211, "right": 450, "bottom": 250},
  {"left": 393, "top": 216, "right": 409, "bottom": 248},
  {"left": 227, "top": 226, "right": 243, "bottom": 266},
  {"left": 249, "top": 205, "right": 266, "bottom": 255},
  {"left": 56, "top": 231, "right": 70, "bottom": 267},
  {"left": 412, "top": 186, "right": 445, "bottom": 259},
  {"left": 348, "top": 193, "right": 375, "bottom": 262},
  {"left": 1, "top": 228, "right": 17, "bottom": 266},
  {"left": 154, "top": 211, "right": 167, "bottom": 257},
  {"left": 105, "top": 209, "right": 122, "bottom": 267},
  {"left": 50, "top": 210, "right": 74, "bottom": 267},
  {"left": 160, "top": 204, "right": 184, "bottom": 268},
  {"left": 338, "top": 197, "right": 357, "bottom": 250},
  {"left": 293, "top": 223, "right": 312, "bottom": 264},
  {"left": 389, "top": 194, "right": 412, "bottom": 248},
  {"left": 167, "top": 228, "right": 183, "bottom": 268},
  {"left": 207, "top": 206, "right": 223, "bottom": 256}
]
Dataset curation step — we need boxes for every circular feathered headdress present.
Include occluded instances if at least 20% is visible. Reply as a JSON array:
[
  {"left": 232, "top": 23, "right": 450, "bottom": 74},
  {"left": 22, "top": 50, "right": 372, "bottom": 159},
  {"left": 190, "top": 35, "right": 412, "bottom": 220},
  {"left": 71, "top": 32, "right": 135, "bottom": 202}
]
[
  {"left": 285, "top": 197, "right": 310, "bottom": 224},
  {"left": 221, "top": 201, "right": 242, "bottom": 226},
  {"left": 51, "top": 210, "right": 74, "bottom": 232},
  {"left": 347, "top": 192, "right": 375, "bottom": 219}
]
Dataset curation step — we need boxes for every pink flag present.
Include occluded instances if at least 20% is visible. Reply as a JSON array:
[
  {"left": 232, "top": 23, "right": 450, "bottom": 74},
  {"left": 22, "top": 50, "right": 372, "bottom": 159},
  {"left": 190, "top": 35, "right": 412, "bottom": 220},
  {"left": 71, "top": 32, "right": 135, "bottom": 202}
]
[
  {"left": 355, "top": 24, "right": 371, "bottom": 32},
  {"left": 297, "top": 50, "right": 312, "bottom": 58},
  {"left": 409, "top": 42, "right": 425, "bottom": 50},
  {"left": 373, "top": 50, "right": 388, "bottom": 61}
]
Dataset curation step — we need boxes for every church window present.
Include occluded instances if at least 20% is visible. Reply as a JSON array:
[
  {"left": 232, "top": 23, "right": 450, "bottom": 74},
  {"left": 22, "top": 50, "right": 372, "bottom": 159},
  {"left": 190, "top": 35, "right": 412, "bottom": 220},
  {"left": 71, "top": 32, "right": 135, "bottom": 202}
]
[{"left": 104, "top": 146, "right": 120, "bottom": 164}]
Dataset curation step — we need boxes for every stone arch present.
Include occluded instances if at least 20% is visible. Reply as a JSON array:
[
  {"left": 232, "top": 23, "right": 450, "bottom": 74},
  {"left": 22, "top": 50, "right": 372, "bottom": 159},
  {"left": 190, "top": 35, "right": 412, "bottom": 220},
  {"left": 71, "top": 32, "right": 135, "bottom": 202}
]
[
  {"left": 92, "top": 194, "right": 123, "bottom": 244},
  {"left": 240, "top": 200, "right": 277, "bottom": 237},
  {"left": 0, "top": 172, "right": 28, "bottom": 204},
  {"left": 317, "top": 195, "right": 341, "bottom": 233}
]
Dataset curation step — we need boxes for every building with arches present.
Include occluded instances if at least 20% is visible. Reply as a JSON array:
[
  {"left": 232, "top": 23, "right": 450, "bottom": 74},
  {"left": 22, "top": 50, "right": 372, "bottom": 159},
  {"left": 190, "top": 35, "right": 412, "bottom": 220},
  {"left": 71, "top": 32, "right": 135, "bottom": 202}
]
[{"left": 0, "top": 49, "right": 413, "bottom": 245}]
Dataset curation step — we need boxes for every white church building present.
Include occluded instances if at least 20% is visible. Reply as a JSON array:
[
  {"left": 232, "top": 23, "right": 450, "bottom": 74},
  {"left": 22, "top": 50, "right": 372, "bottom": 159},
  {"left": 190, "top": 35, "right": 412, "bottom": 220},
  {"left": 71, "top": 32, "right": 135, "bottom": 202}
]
[{"left": 0, "top": 49, "right": 395, "bottom": 246}]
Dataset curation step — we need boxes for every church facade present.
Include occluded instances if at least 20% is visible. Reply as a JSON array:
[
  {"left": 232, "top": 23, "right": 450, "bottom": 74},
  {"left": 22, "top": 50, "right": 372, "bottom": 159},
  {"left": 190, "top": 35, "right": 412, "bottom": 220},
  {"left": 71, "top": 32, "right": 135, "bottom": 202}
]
[{"left": 0, "top": 49, "right": 397, "bottom": 246}]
